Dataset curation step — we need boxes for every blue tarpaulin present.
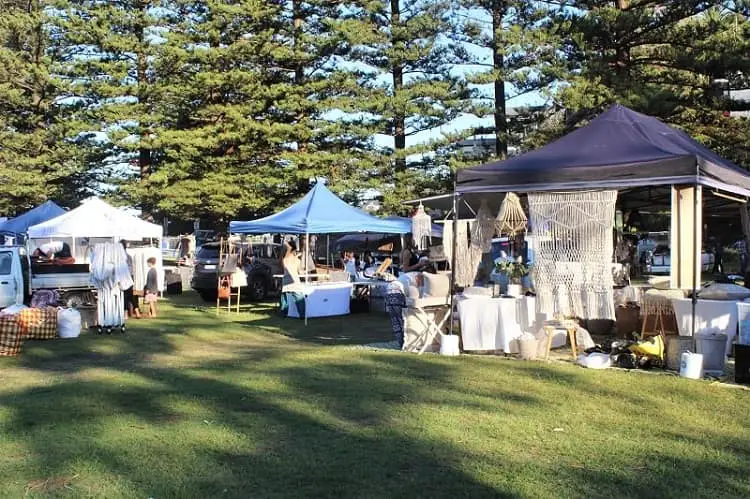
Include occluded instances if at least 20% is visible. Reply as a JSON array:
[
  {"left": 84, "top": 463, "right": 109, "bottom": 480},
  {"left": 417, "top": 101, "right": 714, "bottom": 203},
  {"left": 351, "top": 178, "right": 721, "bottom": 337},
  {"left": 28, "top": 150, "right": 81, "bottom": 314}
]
[
  {"left": 230, "top": 183, "right": 414, "bottom": 235},
  {"left": 0, "top": 201, "right": 65, "bottom": 236},
  {"left": 458, "top": 104, "right": 750, "bottom": 197}
]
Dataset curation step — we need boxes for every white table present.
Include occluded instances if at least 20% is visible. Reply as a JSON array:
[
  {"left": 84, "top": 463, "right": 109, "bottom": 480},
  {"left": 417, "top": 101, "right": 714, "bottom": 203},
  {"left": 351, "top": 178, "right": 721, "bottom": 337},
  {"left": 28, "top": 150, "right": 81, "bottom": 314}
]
[
  {"left": 671, "top": 298, "right": 737, "bottom": 355},
  {"left": 288, "top": 282, "right": 352, "bottom": 319},
  {"left": 457, "top": 295, "right": 537, "bottom": 352}
]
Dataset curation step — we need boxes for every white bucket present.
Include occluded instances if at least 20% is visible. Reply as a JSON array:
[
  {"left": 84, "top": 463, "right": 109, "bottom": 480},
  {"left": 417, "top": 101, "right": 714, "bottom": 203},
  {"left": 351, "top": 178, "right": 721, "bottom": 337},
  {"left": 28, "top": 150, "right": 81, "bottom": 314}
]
[
  {"left": 439, "top": 334, "right": 460, "bottom": 356},
  {"left": 680, "top": 352, "right": 703, "bottom": 380},
  {"left": 507, "top": 284, "right": 523, "bottom": 298}
]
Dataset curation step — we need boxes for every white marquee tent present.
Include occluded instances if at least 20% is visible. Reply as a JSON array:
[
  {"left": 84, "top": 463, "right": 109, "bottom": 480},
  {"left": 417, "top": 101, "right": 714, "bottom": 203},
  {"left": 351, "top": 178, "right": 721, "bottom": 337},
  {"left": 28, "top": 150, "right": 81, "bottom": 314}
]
[{"left": 28, "top": 198, "right": 162, "bottom": 240}]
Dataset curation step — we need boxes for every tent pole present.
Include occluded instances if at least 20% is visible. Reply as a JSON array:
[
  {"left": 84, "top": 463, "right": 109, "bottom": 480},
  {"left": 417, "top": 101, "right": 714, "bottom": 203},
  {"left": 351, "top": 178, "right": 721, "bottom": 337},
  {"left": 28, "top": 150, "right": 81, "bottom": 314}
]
[
  {"left": 691, "top": 185, "right": 700, "bottom": 338},
  {"left": 449, "top": 184, "right": 459, "bottom": 336},
  {"left": 326, "top": 235, "right": 330, "bottom": 268},
  {"left": 305, "top": 232, "right": 309, "bottom": 326}
]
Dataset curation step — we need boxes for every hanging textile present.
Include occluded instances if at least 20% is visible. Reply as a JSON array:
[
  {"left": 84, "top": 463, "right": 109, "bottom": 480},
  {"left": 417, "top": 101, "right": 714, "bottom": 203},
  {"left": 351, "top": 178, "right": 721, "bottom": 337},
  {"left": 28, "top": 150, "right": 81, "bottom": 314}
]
[
  {"left": 454, "top": 220, "right": 483, "bottom": 287},
  {"left": 528, "top": 190, "right": 617, "bottom": 320},
  {"left": 443, "top": 220, "right": 453, "bottom": 267},
  {"left": 496, "top": 192, "right": 528, "bottom": 237},
  {"left": 471, "top": 200, "right": 495, "bottom": 253},
  {"left": 411, "top": 204, "right": 432, "bottom": 250},
  {"left": 91, "top": 242, "right": 133, "bottom": 327}
]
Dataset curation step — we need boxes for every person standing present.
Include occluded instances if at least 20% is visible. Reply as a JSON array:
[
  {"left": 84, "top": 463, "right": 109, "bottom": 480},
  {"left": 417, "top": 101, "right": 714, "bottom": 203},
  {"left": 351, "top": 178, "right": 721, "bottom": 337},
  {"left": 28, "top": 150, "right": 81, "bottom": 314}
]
[
  {"left": 280, "top": 240, "right": 305, "bottom": 318},
  {"left": 144, "top": 257, "right": 159, "bottom": 318},
  {"left": 712, "top": 237, "right": 724, "bottom": 275},
  {"left": 120, "top": 240, "right": 141, "bottom": 319},
  {"left": 735, "top": 238, "right": 748, "bottom": 275}
]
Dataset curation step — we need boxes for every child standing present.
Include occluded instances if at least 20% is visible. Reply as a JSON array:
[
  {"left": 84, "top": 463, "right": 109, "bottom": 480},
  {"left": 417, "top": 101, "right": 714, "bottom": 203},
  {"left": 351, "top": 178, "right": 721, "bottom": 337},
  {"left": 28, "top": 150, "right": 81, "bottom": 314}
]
[{"left": 144, "top": 257, "right": 159, "bottom": 318}]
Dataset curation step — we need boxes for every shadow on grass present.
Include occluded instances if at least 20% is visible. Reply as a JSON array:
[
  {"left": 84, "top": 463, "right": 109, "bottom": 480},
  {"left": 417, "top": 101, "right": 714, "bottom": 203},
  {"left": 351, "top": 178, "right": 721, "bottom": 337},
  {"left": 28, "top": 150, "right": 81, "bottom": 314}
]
[{"left": 2, "top": 293, "right": 750, "bottom": 497}]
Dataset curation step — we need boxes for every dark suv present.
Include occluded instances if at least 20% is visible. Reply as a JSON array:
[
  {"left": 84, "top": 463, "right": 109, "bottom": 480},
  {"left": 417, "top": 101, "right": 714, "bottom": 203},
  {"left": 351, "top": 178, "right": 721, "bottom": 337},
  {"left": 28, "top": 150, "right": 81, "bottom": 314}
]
[{"left": 191, "top": 242, "right": 283, "bottom": 302}]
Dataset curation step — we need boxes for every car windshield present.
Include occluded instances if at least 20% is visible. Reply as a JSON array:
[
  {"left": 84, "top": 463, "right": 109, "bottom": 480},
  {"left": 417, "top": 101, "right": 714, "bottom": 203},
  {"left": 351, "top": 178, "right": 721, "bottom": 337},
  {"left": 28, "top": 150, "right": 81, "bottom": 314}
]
[{"left": 196, "top": 246, "right": 219, "bottom": 260}]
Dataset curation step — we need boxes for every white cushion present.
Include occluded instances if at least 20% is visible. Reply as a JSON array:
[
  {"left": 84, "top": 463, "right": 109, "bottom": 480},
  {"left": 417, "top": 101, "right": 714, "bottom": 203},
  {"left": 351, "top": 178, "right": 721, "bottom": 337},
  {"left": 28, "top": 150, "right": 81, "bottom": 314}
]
[
  {"left": 698, "top": 283, "right": 750, "bottom": 301},
  {"left": 648, "top": 276, "right": 671, "bottom": 290},
  {"left": 422, "top": 272, "right": 450, "bottom": 298}
]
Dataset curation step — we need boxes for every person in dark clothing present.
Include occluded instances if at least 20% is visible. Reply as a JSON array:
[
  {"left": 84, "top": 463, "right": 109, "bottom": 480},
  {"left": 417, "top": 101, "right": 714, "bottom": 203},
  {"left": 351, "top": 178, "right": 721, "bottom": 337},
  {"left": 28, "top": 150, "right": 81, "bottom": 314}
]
[
  {"left": 120, "top": 240, "right": 141, "bottom": 319},
  {"left": 712, "top": 237, "right": 724, "bottom": 275},
  {"left": 144, "top": 257, "right": 159, "bottom": 318}
]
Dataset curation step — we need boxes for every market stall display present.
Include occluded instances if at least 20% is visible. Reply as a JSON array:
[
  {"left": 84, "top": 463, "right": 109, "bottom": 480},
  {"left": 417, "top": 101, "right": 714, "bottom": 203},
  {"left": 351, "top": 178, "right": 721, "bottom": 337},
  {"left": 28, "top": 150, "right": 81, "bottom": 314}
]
[
  {"left": 671, "top": 298, "right": 737, "bottom": 356},
  {"left": 288, "top": 282, "right": 353, "bottom": 319}
]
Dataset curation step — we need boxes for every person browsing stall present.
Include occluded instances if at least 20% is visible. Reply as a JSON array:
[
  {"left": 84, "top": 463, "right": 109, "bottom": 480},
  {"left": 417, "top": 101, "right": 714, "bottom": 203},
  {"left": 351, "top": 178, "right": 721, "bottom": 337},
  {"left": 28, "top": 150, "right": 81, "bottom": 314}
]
[
  {"left": 144, "top": 257, "right": 159, "bottom": 318},
  {"left": 399, "top": 234, "right": 425, "bottom": 273}
]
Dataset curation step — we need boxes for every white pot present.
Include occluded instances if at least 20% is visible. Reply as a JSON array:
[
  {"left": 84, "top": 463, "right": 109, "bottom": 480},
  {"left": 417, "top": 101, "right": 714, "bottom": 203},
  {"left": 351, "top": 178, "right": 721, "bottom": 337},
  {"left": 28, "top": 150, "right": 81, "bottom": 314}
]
[
  {"left": 440, "top": 334, "right": 460, "bottom": 356},
  {"left": 507, "top": 284, "right": 523, "bottom": 298}
]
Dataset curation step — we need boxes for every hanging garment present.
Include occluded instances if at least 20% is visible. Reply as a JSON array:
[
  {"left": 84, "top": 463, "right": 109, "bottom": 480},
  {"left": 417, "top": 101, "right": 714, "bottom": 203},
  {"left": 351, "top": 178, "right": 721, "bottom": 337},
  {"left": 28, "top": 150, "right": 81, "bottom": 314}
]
[{"left": 91, "top": 243, "right": 133, "bottom": 327}]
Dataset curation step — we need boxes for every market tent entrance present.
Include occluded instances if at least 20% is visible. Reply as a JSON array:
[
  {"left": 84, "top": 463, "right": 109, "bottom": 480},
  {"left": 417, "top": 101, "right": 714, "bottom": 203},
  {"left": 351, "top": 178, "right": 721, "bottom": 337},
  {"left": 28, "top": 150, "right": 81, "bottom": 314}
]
[
  {"left": 27, "top": 198, "right": 162, "bottom": 240},
  {"left": 229, "top": 182, "right": 411, "bottom": 235},
  {"left": 0, "top": 201, "right": 65, "bottom": 238},
  {"left": 457, "top": 104, "right": 750, "bottom": 198}
]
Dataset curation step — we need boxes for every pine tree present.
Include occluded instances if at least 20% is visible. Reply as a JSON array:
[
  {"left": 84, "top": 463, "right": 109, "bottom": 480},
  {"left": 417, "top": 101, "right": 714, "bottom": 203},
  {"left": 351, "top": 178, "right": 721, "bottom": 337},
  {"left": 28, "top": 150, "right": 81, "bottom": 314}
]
[
  {"left": 452, "top": 0, "right": 569, "bottom": 159},
  {"left": 544, "top": 1, "right": 750, "bottom": 168},
  {"left": 0, "top": 0, "right": 101, "bottom": 214},
  {"left": 51, "top": 0, "right": 164, "bottom": 214},
  {"left": 346, "top": 0, "right": 472, "bottom": 212}
]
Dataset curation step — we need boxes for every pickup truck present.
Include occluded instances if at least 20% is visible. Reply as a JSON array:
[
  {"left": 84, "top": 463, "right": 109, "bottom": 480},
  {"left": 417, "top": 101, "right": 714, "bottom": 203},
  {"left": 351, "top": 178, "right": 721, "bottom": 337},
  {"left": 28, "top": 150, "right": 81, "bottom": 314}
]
[{"left": 0, "top": 246, "right": 94, "bottom": 308}]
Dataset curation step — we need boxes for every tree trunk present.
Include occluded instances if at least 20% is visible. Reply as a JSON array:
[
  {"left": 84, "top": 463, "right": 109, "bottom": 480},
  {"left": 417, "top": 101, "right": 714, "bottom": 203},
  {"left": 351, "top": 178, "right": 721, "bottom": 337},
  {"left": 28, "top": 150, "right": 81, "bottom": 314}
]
[
  {"left": 136, "top": 0, "right": 151, "bottom": 182},
  {"left": 613, "top": 0, "right": 630, "bottom": 85},
  {"left": 391, "top": 0, "right": 406, "bottom": 172},
  {"left": 293, "top": 0, "right": 307, "bottom": 153},
  {"left": 492, "top": 1, "right": 508, "bottom": 159}
]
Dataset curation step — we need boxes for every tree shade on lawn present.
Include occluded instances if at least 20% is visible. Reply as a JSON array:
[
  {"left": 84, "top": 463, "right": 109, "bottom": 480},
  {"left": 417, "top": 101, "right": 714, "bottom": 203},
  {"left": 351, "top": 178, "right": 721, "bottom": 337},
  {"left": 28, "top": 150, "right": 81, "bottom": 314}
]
[{"left": 0, "top": 293, "right": 749, "bottom": 498}]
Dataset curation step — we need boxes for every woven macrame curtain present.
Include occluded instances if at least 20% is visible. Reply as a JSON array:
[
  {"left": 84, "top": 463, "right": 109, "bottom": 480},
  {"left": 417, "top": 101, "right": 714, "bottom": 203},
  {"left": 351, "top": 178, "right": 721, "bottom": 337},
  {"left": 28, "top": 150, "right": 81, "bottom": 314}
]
[
  {"left": 528, "top": 190, "right": 617, "bottom": 320},
  {"left": 452, "top": 219, "right": 483, "bottom": 287}
]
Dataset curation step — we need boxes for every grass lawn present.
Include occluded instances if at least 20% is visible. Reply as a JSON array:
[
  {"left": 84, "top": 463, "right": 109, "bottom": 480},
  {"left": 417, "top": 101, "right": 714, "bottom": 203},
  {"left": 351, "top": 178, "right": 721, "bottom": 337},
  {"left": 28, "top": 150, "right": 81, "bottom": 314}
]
[{"left": 1, "top": 293, "right": 750, "bottom": 498}]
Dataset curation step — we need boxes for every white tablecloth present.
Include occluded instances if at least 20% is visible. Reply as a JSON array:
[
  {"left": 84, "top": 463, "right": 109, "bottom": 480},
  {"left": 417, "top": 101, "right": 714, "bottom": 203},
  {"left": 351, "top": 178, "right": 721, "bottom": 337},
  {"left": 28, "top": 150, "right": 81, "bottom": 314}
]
[
  {"left": 671, "top": 298, "right": 737, "bottom": 355},
  {"left": 289, "top": 283, "right": 352, "bottom": 319},
  {"left": 457, "top": 295, "right": 536, "bottom": 352}
]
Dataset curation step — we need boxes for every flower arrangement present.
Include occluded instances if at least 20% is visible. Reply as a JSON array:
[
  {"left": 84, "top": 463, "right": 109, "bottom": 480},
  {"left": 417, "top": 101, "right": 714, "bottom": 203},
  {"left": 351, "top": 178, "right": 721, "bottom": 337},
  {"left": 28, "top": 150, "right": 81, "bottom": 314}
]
[{"left": 494, "top": 257, "right": 529, "bottom": 284}]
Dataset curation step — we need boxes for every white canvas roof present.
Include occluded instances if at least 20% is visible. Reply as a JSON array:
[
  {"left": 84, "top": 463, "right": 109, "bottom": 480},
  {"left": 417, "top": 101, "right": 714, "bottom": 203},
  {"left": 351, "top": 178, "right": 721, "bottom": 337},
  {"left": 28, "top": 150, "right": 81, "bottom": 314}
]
[{"left": 27, "top": 198, "right": 162, "bottom": 240}]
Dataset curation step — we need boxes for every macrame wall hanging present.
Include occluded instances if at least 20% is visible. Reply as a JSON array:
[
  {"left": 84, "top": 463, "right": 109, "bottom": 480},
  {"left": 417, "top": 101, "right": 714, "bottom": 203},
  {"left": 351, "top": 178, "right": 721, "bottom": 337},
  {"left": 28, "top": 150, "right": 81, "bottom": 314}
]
[
  {"left": 454, "top": 220, "right": 483, "bottom": 287},
  {"left": 496, "top": 192, "right": 528, "bottom": 237},
  {"left": 443, "top": 219, "right": 453, "bottom": 266},
  {"left": 470, "top": 199, "right": 495, "bottom": 253},
  {"left": 411, "top": 203, "right": 432, "bottom": 250},
  {"left": 528, "top": 190, "right": 617, "bottom": 320}
]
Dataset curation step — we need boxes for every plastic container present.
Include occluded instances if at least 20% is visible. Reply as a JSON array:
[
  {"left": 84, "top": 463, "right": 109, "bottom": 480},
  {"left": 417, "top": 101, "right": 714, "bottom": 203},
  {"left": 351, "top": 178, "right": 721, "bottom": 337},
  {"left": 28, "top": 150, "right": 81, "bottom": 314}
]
[
  {"left": 667, "top": 336, "right": 694, "bottom": 371},
  {"left": 735, "top": 344, "right": 750, "bottom": 385},
  {"left": 680, "top": 352, "right": 703, "bottom": 380},
  {"left": 518, "top": 334, "right": 538, "bottom": 360},
  {"left": 439, "top": 334, "right": 460, "bottom": 356},
  {"left": 57, "top": 308, "right": 81, "bottom": 339},
  {"left": 738, "top": 302, "right": 750, "bottom": 345},
  {"left": 695, "top": 332, "right": 728, "bottom": 375}
]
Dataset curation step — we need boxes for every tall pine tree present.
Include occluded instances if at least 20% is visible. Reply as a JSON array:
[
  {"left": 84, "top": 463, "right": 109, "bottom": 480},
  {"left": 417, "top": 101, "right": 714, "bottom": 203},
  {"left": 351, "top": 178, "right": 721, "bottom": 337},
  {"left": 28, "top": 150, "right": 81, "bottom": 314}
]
[{"left": 0, "top": 0, "right": 101, "bottom": 214}]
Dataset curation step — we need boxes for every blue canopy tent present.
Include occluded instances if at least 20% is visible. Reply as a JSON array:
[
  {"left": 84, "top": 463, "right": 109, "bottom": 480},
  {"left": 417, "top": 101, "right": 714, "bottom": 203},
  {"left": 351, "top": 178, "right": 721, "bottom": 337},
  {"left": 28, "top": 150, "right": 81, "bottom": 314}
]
[
  {"left": 230, "top": 182, "right": 414, "bottom": 235},
  {"left": 0, "top": 201, "right": 65, "bottom": 243}
]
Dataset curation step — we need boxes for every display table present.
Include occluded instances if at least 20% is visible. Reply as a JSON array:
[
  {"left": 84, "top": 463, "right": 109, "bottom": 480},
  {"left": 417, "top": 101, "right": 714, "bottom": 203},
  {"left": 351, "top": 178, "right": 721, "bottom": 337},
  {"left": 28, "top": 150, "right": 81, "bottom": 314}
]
[
  {"left": 457, "top": 295, "right": 537, "bottom": 352},
  {"left": 671, "top": 298, "right": 737, "bottom": 355},
  {"left": 288, "top": 282, "right": 353, "bottom": 319}
]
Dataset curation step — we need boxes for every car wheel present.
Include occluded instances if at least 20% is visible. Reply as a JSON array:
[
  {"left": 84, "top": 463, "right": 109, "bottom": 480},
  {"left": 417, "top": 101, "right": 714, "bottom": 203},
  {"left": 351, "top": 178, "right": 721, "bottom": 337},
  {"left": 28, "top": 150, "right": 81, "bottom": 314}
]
[{"left": 248, "top": 276, "right": 268, "bottom": 301}]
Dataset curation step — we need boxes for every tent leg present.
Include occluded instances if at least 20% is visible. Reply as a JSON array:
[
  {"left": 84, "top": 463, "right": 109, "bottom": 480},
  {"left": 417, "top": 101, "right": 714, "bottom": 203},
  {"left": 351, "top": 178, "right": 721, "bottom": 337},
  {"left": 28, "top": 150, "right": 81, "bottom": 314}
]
[
  {"left": 691, "top": 185, "right": 701, "bottom": 338},
  {"left": 449, "top": 186, "right": 460, "bottom": 336},
  {"left": 305, "top": 232, "right": 309, "bottom": 326}
]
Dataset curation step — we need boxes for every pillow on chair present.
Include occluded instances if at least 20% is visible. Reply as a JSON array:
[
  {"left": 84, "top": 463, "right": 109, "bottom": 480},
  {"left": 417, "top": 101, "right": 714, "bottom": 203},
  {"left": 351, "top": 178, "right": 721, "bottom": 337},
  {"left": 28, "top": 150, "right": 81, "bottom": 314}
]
[
  {"left": 698, "top": 283, "right": 750, "bottom": 301},
  {"left": 422, "top": 273, "right": 450, "bottom": 298}
]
